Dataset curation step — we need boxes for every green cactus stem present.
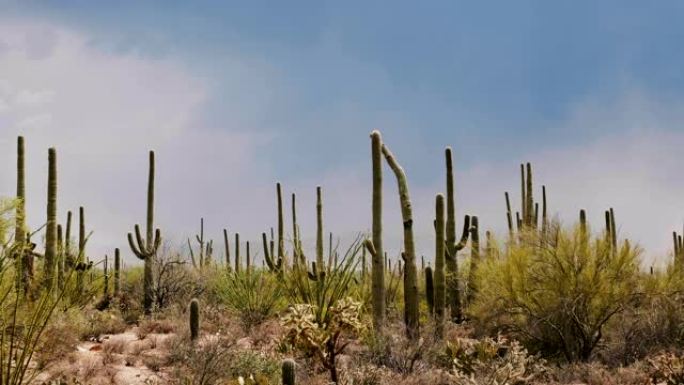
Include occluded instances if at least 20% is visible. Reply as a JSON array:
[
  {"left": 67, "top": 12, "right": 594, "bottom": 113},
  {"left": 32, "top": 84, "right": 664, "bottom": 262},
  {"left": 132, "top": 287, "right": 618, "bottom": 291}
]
[
  {"left": 316, "top": 186, "right": 324, "bottom": 274},
  {"left": 369, "top": 130, "right": 385, "bottom": 329},
  {"left": 57, "top": 224, "right": 64, "bottom": 290},
  {"left": 276, "top": 183, "right": 286, "bottom": 268},
  {"left": 127, "top": 151, "right": 161, "bottom": 315},
  {"left": 434, "top": 193, "right": 446, "bottom": 337},
  {"left": 282, "top": 359, "right": 296, "bottom": 385},
  {"left": 467, "top": 216, "right": 480, "bottom": 305},
  {"left": 223, "top": 229, "right": 231, "bottom": 272},
  {"left": 15, "top": 136, "right": 28, "bottom": 294},
  {"left": 263, "top": 232, "right": 282, "bottom": 273},
  {"left": 445, "top": 147, "right": 471, "bottom": 323},
  {"left": 425, "top": 266, "right": 434, "bottom": 315},
  {"left": 382, "top": 141, "right": 419, "bottom": 339},
  {"left": 43, "top": 148, "right": 57, "bottom": 291},
  {"left": 189, "top": 298, "right": 200, "bottom": 342},
  {"left": 234, "top": 233, "right": 240, "bottom": 273},
  {"left": 114, "top": 248, "right": 121, "bottom": 296}
]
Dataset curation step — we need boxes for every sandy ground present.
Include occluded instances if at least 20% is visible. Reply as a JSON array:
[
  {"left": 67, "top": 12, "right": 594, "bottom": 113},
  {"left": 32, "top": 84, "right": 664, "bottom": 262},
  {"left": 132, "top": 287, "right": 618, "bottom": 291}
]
[{"left": 35, "top": 328, "right": 174, "bottom": 385}]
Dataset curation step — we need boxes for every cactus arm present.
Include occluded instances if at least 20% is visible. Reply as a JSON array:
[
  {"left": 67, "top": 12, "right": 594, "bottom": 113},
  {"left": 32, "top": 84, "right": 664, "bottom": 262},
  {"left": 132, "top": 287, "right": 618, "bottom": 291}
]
[{"left": 188, "top": 238, "right": 197, "bottom": 268}]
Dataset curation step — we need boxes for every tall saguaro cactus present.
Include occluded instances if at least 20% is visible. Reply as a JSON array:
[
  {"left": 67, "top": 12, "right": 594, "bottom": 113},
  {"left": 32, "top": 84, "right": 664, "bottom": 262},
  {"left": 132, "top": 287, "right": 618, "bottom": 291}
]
[
  {"left": 15, "top": 136, "right": 28, "bottom": 294},
  {"left": 43, "top": 148, "right": 58, "bottom": 291},
  {"left": 444, "top": 147, "right": 471, "bottom": 323},
  {"left": 382, "top": 141, "right": 419, "bottom": 339},
  {"left": 114, "top": 248, "right": 121, "bottom": 296},
  {"left": 369, "top": 130, "right": 385, "bottom": 328},
  {"left": 223, "top": 229, "right": 231, "bottom": 272},
  {"left": 467, "top": 216, "right": 480, "bottom": 305},
  {"left": 434, "top": 193, "right": 446, "bottom": 337},
  {"left": 127, "top": 151, "right": 161, "bottom": 315},
  {"left": 57, "top": 224, "right": 64, "bottom": 290},
  {"left": 276, "top": 183, "right": 286, "bottom": 268},
  {"left": 316, "top": 186, "right": 324, "bottom": 274}
]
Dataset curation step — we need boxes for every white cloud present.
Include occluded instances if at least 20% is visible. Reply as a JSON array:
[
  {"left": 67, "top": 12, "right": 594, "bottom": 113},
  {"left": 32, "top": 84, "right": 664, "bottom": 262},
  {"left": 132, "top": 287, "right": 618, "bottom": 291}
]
[{"left": 0, "top": 17, "right": 680, "bottom": 273}]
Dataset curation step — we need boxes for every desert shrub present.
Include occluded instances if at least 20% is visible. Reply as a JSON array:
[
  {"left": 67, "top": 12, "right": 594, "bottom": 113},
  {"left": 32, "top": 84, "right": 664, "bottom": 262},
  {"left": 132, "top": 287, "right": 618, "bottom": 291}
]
[
  {"left": 364, "top": 322, "right": 426, "bottom": 374},
  {"left": 470, "top": 222, "right": 641, "bottom": 362},
  {"left": 602, "top": 266, "right": 684, "bottom": 365},
  {"left": 79, "top": 308, "right": 127, "bottom": 340},
  {"left": 214, "top": 269, "right": 284, "bottom": 330}
]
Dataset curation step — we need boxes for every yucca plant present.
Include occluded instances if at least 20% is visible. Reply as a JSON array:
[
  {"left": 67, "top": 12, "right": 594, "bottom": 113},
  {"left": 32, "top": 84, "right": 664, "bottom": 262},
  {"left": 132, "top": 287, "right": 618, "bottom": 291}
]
[
  {"left": 284, "top": 235, "right": 363, "bottom": 326},
  {"left": 216, "top": 269, "right": 284, "bottom": 330}
]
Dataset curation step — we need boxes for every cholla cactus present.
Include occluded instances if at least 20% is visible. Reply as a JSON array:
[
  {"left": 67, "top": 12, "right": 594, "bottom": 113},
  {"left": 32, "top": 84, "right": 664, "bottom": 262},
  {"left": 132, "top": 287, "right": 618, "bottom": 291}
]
[{"left": 281, "top": 297, "right": 364, "bottom": 383}]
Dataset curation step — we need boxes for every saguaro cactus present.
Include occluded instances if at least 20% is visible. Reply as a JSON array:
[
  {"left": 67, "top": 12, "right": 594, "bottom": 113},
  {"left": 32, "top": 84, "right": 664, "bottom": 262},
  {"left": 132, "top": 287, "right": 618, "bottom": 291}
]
[
  {"left": 57, "top": 224, "right": 64, "bottom": 290},
  {"left": 44, "top": 148, "right": 58, "bottom": 291},
  {"left": 65, "top": 210, "right": 73, "bottom": 269},
  {"left": 425, "top": 266, "right": 434, "bottom": 315},
  {"left": 276, "top": 183, "right": 286, "bottom": 268},
  {"left": 127, "top": 151, "right": 161, "bottom": 315},
  {"left": 282, "top": 359, "right": 296, "bottom": 385},
  {"left": 368, "top": 130, "right": 385, "bottom": 329},
  {"left": 15, "top": 136, "right": 28, "bottom": 294},
  {"left": 445, "top": 147, "right": 471, "bottom": 323},
  {"left": 234, "top": 233, "right": 241, "bottom": 273},
  {"left": 114, "top": 248, "right": 121, "bottom": 296},
  {"left": 76, "top": 206, "right": 87, "bottom": 293},
  {"left": 316, "top": 186, "right": 324, "bottom": 273},
  {"left": 189, "top": 298, "right": 200, "bottom": 342},
  {"left": 263, "top": 232, "right": 282, "bottom": 273},
  {"left": 382, "top": 141, "right": 419, "bottom": 339},
  {"left": 103, "top": 254, "right": 109, "bottom": 297},
  {"left": 223, "top": 229, "right": 231, "bottom": 272},
  {"left": 434, "top": 193, "right": 446, "bottom": 337},
  {"left": 467, "top": 216, "right": 480, "bottom": 304}
]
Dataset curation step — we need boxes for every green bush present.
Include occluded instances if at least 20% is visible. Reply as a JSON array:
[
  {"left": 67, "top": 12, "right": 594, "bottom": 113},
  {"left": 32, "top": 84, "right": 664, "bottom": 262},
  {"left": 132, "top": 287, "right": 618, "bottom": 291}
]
[
  {"left": 470, "top": 222, "right": 641, "bottom": 362},
  {"left": 215, "top": 269, "right": 284, "bottom": 330}
]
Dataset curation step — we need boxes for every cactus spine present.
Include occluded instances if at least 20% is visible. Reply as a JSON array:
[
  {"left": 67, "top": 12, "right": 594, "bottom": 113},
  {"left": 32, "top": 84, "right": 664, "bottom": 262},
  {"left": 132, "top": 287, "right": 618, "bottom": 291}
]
[
  {"left": 189, "top": 298, "right": 199, "bottom": 342},
  {"left": 44, "top": 148, "right": 57, "bottom": 291},
  {"left": 282, "top": 359, "right": 296, "bottom": 385},
  {"left": 114, "top": 248, "right": 121, "bottom": 296},
  {"left": 369, "top": 130, "right": 385, "bottom": 329},
  {"left": 381, "top": 141, "right": 419, "bottom": 339},
  {"left": 434, "top": 193, "right": 446, "bottom": 337},
  {"left": 127, "top": 151, "right": 161, "bottom": 315},
  {"left": 445, "top": 147, "right": 470, "bottom": 323}
]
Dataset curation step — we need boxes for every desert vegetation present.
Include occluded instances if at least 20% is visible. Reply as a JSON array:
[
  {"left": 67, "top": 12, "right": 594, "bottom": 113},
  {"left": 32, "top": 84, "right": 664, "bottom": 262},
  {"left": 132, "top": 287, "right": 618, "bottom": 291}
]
[{"left": 3, "top": 131, "right": 684, "bottom": 384}]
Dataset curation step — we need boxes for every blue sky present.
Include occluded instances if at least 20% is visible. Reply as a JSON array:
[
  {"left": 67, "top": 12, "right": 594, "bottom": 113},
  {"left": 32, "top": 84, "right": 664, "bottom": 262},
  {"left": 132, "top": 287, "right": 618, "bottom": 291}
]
[{"left": 1, "top": 1, "right": 684, "bottom": 265}]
